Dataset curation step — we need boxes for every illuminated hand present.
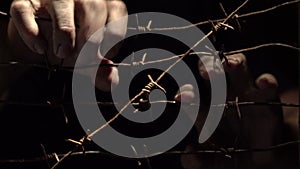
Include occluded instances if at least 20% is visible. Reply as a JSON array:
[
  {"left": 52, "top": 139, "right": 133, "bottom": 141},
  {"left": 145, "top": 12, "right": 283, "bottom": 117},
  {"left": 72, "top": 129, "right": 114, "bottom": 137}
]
[
  {"left": 8, "top": 0, "right": 127, "bottom": 91},
  {"left": 176, "top": 53, "right": 283, "bottom": 169}
]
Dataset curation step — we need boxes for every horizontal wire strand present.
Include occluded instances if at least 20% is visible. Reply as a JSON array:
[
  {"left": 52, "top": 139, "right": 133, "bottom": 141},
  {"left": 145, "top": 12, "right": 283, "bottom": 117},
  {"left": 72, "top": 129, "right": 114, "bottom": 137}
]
[
  {"left": 0, "top": 42, "right": 298, "bottom": 70},
  {"left": 1, "top": 139, "right": 300, "bottom": 164},
  {"left": 0, "top": 1, "right": 298, "bottom": 168}
]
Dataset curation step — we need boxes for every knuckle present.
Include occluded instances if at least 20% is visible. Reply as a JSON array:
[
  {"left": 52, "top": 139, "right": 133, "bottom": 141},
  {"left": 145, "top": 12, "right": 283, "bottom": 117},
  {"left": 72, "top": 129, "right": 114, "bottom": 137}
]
[
  {"left": 228, "top": 53, "right": 246, "bottom": 61},
  {"left": 107, "top": 1, "right": 127, "bottom": 14},
  {"left": 235, "top": 53, "right": 246, "bottom": 59},
  {"left": 57, "top": 26, "right": 76, "bottom": 36},
  {"left": 76, "top": 0, "right": 107, "bottom": 12},
  {"left": 91, "top": 0, "right": 107, "bottom": 10},
  {"left": 56, "top": 16, "right": 75, "bottom": 30},
  {"left": 10, "top": 0, "right": 31, "bottom": 16}
]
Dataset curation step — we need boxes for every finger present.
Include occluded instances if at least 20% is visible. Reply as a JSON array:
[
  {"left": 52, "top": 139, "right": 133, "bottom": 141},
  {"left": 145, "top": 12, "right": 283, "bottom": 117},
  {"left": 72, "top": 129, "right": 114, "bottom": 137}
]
[
  {"left": 74, "top": 0, "right": 115, "bottom": 92},
  {"left": 198, "top": 55, "right": 224, "bottom": 81},
  {"left": 255, "top": 73, "right": 278, "bottom": 90},
  {"left": 101, "top": 0, "right": 127, "bottom": 59},
  {"left": 94, "top": 59, "right": 119, "bottom": 92},
  {"left": 10, "top": 0, "right": 46, "bottom": 54},
  {"left": 106, "top": 0, "right": 127, "bottom": 23},
  {"left": 45, "top": 0, "right": 76, "bottom": 58},
  {"left": 96, "top": 0, "right": 127, "bottom": 91},
  {"left": 174, "top": 84, "right": 200, "bottom": 129},
  {"left": 222, "top": 54, "right": 245, "bottom": 72},
  {"left": 75, "top": 0, "right": 108, "bottom": 53},
  {"left": 174, "top": 84, "right": 195, "bottom": 102},
  {"left": 255, "top": 73, "right": 279, "bottom": 100},
  {"left": 222, "top": 53, "right": 254, "bottom": 95}
]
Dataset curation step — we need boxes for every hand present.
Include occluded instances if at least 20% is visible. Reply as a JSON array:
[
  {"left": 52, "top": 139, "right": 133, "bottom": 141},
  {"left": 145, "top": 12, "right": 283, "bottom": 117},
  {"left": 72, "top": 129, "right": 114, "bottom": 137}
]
[
  {"left": 7, "top": 0, "right": 128, "bottom": 91},
  {"left": 176, "top": 53, "right": 284, "bottom": 169}
]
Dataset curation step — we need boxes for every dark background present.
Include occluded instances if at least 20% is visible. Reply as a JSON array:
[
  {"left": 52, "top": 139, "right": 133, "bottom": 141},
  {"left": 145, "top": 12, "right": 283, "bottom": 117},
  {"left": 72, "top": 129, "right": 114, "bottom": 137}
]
[
  {"left": 0, "top": 0, "right": 298, "bottom": 93},
  {"left": 123, "top": 0, "right": 299, "bottom": 92},
  {"left": 0, "top": 0, "right": 299, "bottom": 169}
]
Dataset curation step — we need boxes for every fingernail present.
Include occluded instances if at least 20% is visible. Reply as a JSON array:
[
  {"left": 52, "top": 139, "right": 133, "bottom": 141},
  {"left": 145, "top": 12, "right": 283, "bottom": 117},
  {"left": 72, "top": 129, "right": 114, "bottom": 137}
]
[
  {"left": 228, "top": 59, "right": 239, "bottom": 66},
  {"left": 178, "top": 91, "right": 195, "bottom": 103},
  {"left": 180, "top": 84, "right": 194, "bottom": 91},
  {"left": 256, "top": 76, "right": 278, "bottom": 89},
  {"left": 256, "top": 78, "right": 271, "bottom": 89},
  {"left": 34, "top": 43, "right": 45, "bottom": 54},
  {"left": 174, "top": 94, "right": 180, "bottom": 101}
]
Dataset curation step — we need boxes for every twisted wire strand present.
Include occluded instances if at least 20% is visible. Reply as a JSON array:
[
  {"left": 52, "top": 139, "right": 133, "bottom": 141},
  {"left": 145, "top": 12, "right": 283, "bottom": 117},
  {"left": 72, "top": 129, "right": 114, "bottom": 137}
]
[
  {"left": 0, "top": 1, "right": 298, "bottom": 168},
  {"left": 0, "top": 99, "right": 299, "bottom": 108},
  {"left": 127, "top": 0, "right": 300, "bottom": 31},
  {"left": 0, "top": 0, "right": 299, "bottom": 69},
  {"left": 1, "top": 140, "right": 300, "bottom": 164},
  {"left": 0, "top": 42, "right": 298, "bottom": 71},
  {"left": 49, "top": 1, "right": 254, "bottom": 168}
]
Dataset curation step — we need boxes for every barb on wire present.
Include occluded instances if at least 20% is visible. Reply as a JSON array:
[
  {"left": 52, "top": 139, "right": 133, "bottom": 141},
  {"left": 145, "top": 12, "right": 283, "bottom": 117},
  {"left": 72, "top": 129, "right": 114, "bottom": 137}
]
[
  {"left": 1, "top": 0, "right": 298, "bottom": 31},
  {"left": 0, "top": 0, "right": 298, "bottom": 32},
  {"left": 0, "top": 42, "right": 298, "bottom": 71},
  {"left": 0, "top": 0, "right": 300, "bottom": 31},
  {"left": 0, "top": 98, "right": 299, "bottom": 109},
  {"left": 223, "top": 43, "right": 300, "bottom": 55},
  {"left": 127, "top": 0, "right": 300, "bottom": 31},
  {"left": 0, "top": 0, "right": 298, "bottom": 168},
  {"left": 1, "top": 139, "right": 300, "bottom": 165},
  {"left": 49, "top": 1, "right": 251, "bottom": 168},
  {"left": 163, "top": 140, "right": 300, "bottom": 156},
  {"left": 0, "top": 0, "right": 299, "bottom": 70}
]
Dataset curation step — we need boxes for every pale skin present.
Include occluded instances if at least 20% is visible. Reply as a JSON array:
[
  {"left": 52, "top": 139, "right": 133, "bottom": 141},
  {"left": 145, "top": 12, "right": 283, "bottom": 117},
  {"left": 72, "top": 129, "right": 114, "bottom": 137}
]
[
  {"left": 176, "top": 53, "right": 298, "bottom": 169},
  {"left": 7, "top": 0, "right": 128, "bottom": 91},
  {"left": 5, "top": 1, "right": 298, "bottom": 168}
]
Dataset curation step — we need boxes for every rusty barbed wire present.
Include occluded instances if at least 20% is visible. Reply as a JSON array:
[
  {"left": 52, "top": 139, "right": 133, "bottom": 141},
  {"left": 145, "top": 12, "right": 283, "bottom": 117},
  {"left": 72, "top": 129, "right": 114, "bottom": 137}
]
[
  {"left": 0, "top": 42, "right": 298, "bottom": 71},
  {"left": 1, "top": 0, "right": 299, "bottom": 30},
  {"left": 0, "top": 98, "right": 299, "bottom": 109},
  {"left": 48, "top": 1, "right": 264, "bottom": 168},
  {"left": 0, "top": 1, "right": 299, "bottom": 71},
  {"left": 0, "top": 139, "right": 300, "bottom": 164},
  {"left": 0, "top": 0, "right": 299, "bottom": 168},
  {"left": 127, "top": 0, "right": 300, "bottom": 31}
]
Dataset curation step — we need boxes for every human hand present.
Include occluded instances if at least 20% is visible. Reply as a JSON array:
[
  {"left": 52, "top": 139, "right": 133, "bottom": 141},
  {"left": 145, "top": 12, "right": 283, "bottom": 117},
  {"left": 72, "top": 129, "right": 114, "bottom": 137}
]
[
  {"left": 175, "top": 53, "right": 284, "bottom": 169},
  {"left": 8, "top": 0, "right": 127, "bottom": 91}
]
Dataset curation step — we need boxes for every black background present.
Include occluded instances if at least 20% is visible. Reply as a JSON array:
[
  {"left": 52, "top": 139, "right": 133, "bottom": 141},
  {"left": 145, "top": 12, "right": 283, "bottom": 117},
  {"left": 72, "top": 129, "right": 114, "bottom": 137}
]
[{"left": 0, "top": 0, "right": 298, "bottom": 169}]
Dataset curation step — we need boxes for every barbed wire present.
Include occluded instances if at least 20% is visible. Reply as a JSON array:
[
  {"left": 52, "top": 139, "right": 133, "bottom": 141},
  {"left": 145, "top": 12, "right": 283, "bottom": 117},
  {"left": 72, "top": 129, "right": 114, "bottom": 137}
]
[
  {"left": 0, "top": 1, "right": 299, "bottom": 71},
  {"left": 0, "top": 0, "right": 299, "bottom": 168},
  {"left": 47, "top": 1, "right": 299, "bottom": 168},
  {"left": 0, "top": 98, "right": 299, "bottom": 109},
  {"left": 127, "top": 0, "right": 300, "bottom": 31},
  {"left": 49, "top": 1, "right": 251, "bottom": 168},
  {"left": 1, "top": 0, "right": 299, "bottom": 30},
  {"left": 0, "top": 139, "right": 299, "bottom": 164},
  {"left": 0, "top": 42, "right": 298, "bottom": 72}
]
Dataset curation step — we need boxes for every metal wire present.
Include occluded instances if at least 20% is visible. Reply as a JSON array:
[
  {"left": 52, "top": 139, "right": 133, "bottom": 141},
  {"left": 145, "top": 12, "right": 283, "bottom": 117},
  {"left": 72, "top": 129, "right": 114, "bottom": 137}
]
[
  {"left": 0, "top": 139, "right": 299, "bottom": 164},
  {"left": 0, "top": 0, "right": 298, "bottom": 169}
]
